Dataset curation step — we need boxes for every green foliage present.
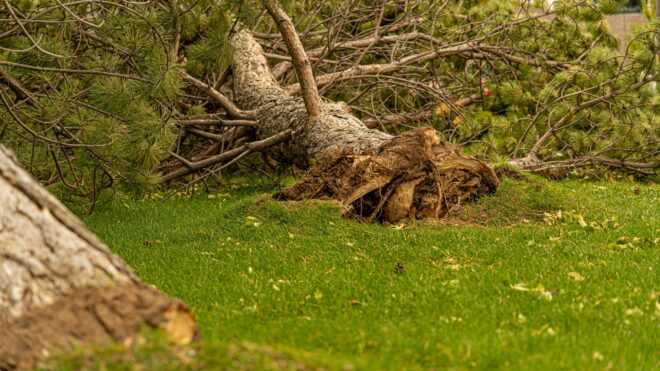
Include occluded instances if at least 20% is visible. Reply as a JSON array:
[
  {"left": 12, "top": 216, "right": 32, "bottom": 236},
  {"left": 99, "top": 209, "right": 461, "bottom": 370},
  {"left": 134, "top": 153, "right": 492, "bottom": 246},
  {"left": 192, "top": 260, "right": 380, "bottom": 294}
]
[
  {"left": 452, "top": 3, "right": 658, "bottom": 162},
  {"left": 0, "top": 0, "right": 259, "bottom": 205},
  {"left": 0, "top": 1, "right": 184, "bottom": 205},
  {"left": 315, "top": 0, "right": 657, "bottom": 167}
]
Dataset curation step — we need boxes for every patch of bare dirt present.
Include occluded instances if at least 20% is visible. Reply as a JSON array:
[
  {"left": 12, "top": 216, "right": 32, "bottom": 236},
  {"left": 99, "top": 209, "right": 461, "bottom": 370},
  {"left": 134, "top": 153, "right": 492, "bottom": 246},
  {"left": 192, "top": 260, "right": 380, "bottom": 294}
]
[
  {"left": 0, "top": 284, "right": 197, "bottom": 370},
  {"left": 275, "top": 128, "right": 499, "bottom": 223}
]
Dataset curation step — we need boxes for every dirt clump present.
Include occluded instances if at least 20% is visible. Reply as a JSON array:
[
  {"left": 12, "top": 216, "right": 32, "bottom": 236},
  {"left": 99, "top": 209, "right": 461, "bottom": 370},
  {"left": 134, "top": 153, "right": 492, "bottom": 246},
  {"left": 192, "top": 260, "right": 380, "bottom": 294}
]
[
  {"left": 0, "top": 284, "right": 198, "bottom": 370},
  {"left": 275, "top": 128, "right": 499, "bottom": 223}
]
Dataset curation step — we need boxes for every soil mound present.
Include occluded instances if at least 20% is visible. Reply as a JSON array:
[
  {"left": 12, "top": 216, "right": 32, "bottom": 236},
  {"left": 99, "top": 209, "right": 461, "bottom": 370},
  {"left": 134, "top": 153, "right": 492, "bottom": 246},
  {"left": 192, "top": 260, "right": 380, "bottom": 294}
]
[{"left": 275, "top": 128, "right": 499, "bottom": 223}]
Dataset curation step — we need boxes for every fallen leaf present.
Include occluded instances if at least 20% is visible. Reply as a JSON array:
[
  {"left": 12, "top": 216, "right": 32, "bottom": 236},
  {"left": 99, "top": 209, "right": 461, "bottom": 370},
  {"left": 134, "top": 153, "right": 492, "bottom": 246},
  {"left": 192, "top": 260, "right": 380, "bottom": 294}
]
[
  {"left": 624, "top": 307, "right": 643, "bottom": 316},
  {"left": 567, "top": 272, "right": 585, "bottom": 281},
  {"left": 161, "top": 306, "right": 198, "bottom": 345},
  {"left": 538, "top": 290, "right": 553, "bottom": 301},
  {"left": 511, "top": 283, "right": 530, "bottom": 291},
  {"left": 435, "top": 102, "right": 450, "bottom": 116}
]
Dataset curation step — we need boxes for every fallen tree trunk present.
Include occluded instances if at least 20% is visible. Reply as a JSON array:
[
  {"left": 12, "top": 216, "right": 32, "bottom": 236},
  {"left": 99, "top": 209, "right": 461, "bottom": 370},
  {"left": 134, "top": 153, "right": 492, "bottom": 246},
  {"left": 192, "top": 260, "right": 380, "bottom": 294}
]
[
  {"left": 229, "top": 16, "right": 499, "bottom": 223},
  {"left": 0, "top": 145, "right": 197, "bottom": 369},
  {"left": 231, "top": 30, "right": 392, "bottom": 166}
]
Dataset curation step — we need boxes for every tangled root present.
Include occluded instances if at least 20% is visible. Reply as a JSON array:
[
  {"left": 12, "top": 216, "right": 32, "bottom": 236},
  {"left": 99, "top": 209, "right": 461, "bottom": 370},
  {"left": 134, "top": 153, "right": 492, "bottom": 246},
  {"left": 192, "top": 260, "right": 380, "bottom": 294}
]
[{"left": 274, "top": 128, "right": 500, "bottom": 223}]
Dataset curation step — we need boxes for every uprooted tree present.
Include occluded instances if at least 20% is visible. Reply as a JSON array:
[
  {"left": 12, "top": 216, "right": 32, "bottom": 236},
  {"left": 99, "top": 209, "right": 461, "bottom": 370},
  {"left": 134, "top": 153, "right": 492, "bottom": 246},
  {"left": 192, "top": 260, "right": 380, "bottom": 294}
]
[
  {"left": 206, "top": 5, "right": 499, "bottom": 223},
  {"left": 0, "top": 146, "right": 198, "bottom": 369},
  {"left": 0, "top": 0, "right": 658, "bottom": 217},
  {"left": 0, "top": 0, "right": 657, "bottom": 365}
]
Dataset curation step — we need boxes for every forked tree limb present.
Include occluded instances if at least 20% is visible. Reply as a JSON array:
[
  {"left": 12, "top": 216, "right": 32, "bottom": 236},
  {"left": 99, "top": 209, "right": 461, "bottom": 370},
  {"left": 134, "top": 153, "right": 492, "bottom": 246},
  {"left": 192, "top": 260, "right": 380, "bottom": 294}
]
[
  {"left": 161, "top": 129, "right": 295, "bottom": 181},
  {"left": 285, "top": 43, "right": 480, "bottom": 94},
  {"left": 230, "top": 29, "right": 391, "bottom": 165},
  {"left": 281, "top": 40, "right": 570, "bottom": 94},
  {"left": 262, "top": 30, "right": 570, "bottom": 84}
]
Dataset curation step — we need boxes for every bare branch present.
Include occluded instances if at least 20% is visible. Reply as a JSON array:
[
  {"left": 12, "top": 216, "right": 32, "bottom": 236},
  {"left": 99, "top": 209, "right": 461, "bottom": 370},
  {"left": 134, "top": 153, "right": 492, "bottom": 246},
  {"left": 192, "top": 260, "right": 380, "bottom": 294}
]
[
  {"left": 264, "top": 0, "right": 323, "bottom": 120},
  {"left": 162, "top": 129, "right": 294, "bottom": 181}
]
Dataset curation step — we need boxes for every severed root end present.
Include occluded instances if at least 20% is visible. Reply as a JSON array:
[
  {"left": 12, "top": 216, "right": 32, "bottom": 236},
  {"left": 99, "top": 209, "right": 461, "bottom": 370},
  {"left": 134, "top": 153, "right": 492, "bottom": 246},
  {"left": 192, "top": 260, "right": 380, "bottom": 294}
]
[
  {"left": 0, "top": 284, "right": 199, "bottom": 370},
  {"left": 275, "top": 128, "right": 500, "bottom": 223}
]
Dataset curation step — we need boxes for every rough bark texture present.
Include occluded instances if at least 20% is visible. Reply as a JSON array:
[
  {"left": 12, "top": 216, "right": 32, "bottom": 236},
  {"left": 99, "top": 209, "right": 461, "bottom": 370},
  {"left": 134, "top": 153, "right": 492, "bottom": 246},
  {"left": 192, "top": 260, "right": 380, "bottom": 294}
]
[
  {"left": 264, "top": 0, "right": 323, "bottom": 120},
  {"left": 231, "top": 30, "right": 391, "bottom": 167},
  {"left": 0, "top": 145, "right": 197, "bottom": 370},
  {"left": 231, "top": 31, "right": 499, "bottom": 223}
]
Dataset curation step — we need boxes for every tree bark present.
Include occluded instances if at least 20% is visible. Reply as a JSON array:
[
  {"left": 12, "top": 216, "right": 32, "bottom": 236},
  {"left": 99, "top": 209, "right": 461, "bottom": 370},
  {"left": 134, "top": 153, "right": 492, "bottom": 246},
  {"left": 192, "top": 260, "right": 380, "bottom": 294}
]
[
  {"left": 0, "top": 145, "right": 197, "bottom": 370},
  {"left": 231, "top": 30, "right": 499, "bottom": 223},
  {"left": 231, "top": 30, "right": 391, "bottom": 167},
  {"left": 264, "top": 0, "right": 323, "bottom": 120}
]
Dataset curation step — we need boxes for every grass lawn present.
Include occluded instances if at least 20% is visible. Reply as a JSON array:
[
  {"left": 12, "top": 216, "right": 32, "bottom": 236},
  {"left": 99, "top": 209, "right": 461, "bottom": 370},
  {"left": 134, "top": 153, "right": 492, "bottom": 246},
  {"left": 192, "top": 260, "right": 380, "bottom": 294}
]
[{"left": 59, "top": 177, "right": 658, "bottom": 370}]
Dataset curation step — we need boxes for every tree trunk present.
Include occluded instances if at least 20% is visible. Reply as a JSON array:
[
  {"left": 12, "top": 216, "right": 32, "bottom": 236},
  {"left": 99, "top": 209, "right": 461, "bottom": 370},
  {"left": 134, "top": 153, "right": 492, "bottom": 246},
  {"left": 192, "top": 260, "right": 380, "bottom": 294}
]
[
  {"left": 0, "top": 145, "right": 197, "bottom": 370},
  {"left": 231, "top": 30, "right": 499, "bottom": 223},
  {"left": 231, "top": 30, "right": 392, "bottom": 166}
]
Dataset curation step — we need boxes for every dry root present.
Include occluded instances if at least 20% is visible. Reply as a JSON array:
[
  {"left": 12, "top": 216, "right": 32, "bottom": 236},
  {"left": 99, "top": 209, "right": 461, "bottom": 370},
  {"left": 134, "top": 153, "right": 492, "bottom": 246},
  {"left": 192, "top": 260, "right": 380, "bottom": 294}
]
[{"left": 275, "top": 128, "right": 500, "bottom": 223}]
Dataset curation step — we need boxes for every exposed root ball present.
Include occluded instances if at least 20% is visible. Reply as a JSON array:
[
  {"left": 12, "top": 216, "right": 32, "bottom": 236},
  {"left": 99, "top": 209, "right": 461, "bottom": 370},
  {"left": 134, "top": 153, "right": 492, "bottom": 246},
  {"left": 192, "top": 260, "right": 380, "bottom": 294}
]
[{"left": 274, "top": 128, "right": 500, "bottom": 223}]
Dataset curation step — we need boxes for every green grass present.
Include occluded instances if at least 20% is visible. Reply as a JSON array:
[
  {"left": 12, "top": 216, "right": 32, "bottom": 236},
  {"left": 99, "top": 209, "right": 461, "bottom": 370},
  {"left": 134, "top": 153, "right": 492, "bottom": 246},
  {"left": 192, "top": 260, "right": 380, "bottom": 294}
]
[{"left": 68, "top": 178, "right": 658, "bottom": 370}]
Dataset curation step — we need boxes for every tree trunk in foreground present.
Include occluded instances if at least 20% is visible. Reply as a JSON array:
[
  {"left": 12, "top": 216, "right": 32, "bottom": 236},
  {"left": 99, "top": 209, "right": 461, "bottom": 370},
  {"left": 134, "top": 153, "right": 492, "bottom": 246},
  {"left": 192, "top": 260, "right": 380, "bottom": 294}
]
[
  {"left": 231, "top": 30, "right": 499, "bottom": 223},
  {"left": 0, "top": 145, "right": 197, "bottom": 370}
]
